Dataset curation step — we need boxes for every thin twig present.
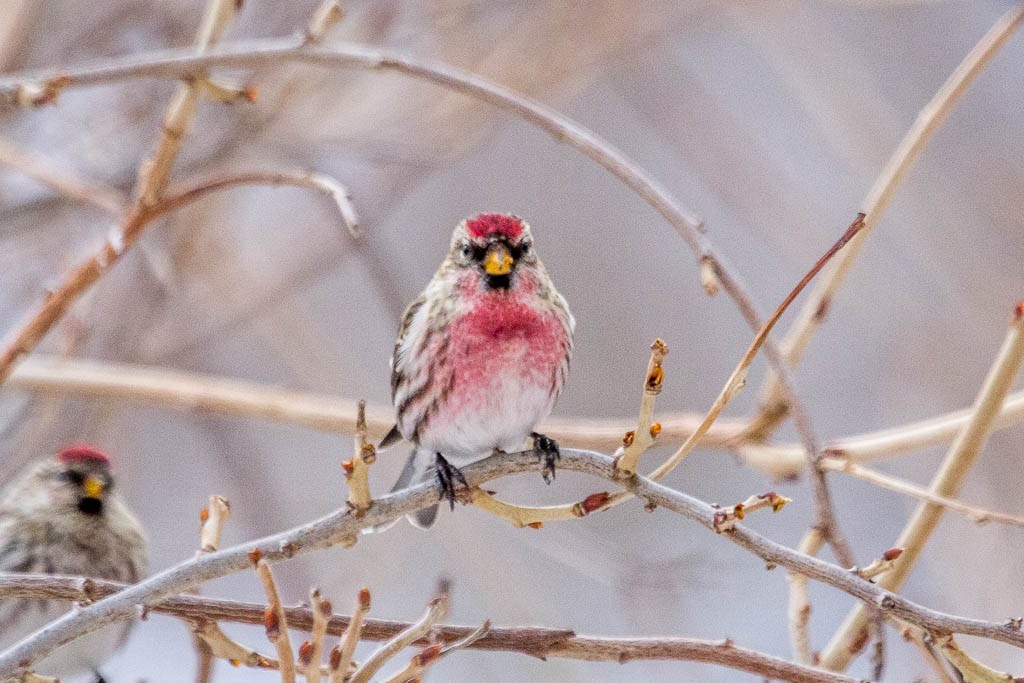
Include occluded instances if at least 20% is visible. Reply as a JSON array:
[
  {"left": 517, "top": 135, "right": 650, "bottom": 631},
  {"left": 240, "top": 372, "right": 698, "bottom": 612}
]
[
  {"left": 823, "top": 459, "right": 1024, "bottom": 529},
  {"left": 3, "top": 448, "right": 1024, "bottom": 678},
  {"left": 250, "top": 550, "right": 297, "bottom": 683},
  {"left": 349, "top": 582, "right": 450, "bottom": 683},
  {"left": 9, "top": 354, "right": 1024, "bottom": 479},
  {"left": 820, "top": 302, "right": 1024, "bottom": 671},
  {"left": 787, "top": 529, "right": 823, "bottom": 664},
  {"left": 0, "top": 167, "right": 358, "bottom": 385},
  {"left": 711, "top": 491, "right": 790, "bottom": 534},
  {"left": 935, "top": 634, "right": 1016, "bottom": 683},
  {"left": 379, "top": 644, "right": 442, "bottom": 683},
  {"left": 302, "top": 589, "right": 331, "bottom": 683},
  {"left": 194, "top": 494, "right": 230, "bottom": 681},
  {"left": 192, "top": 619, "right": 276, "bottom": 669},
  {"left": 330, "top": 587, "right": 369, "bottom": 682},
  {"left": 344, "top": 401, "right": 374, "bottom": 514},
  {"left": 5, "top": 354, "right": 741, "bottom": 453},
  {"left": 198, "top": 495, "right": 231, "bottom": 554},
  {"left": 0, "top": 138, "right": 127, "bottom": 214},
  {"left": 750, "top": 5, "right": 1024, "bottom": 436},
  {"left": 613, "top": 339, "right": 668, "bottom": 474}
]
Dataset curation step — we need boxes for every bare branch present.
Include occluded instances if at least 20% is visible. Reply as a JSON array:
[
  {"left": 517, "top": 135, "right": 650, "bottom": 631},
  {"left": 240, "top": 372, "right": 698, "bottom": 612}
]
[
  {"left": 330, "top": 587, "right": 369, "bottom": 681},
  {"left": 350, "top": 582, "right": 450, "bottom": 683},
  {"left": 6, "top": 354, "right": 742, "bottom": 453},
  {"left": 820, "top": 302, "right": 1024, "bottom": 670},
  {"left": 250, "top": 550, "right": 297, "bottom": 683},
  {"left": 935, "top": 634, "right": 1016, "bottom": 683},
  {"left": 198, "top": 495, "right": 231, "bottom": 554},
  {"left": 787, "top": 528, "right": 823, "bottom": 664},
  {"left": 0, "top": 167, "right": 357, "bottom": 386},
  {"left": 0, "top": 574, "right": 860, "bottom": 683},
  {"left": 614, "top": 339, "right": 668, "bottom": 474},
  {"left": 3, "top": 448, "right": 1024, "bottom": 678},
  {"left": 301, "top": 589, "right": 331, "bottom": 683},
  {"left": 823, "top": 459, "right": 1024, "bottom": 529},
  {"left": 344, "top": 401, "right": 374, "bottom": 514},
  {"left": 0, "top": 138, "right": 127, "bottom": 214},
  {"left": 751, "top": 5, "right": 1024, "bottom": 434}
]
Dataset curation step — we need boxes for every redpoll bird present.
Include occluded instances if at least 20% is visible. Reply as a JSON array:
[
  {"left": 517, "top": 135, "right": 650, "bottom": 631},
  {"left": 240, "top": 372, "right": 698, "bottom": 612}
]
[
  {"left": 0, "top": 446, "right": 148, "bottom": 682},
  {"left": 381, "top": 213, "right": 575, "bottom": 528}
]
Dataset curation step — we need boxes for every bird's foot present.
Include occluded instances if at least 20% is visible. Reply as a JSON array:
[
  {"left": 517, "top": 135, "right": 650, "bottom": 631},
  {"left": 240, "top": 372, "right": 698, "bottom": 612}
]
[
  {"left": 532, "top": 432, "right": 560, "bottom": 484},
  {"left": 93, "top": 671, "right": 107, "bottom": 683},
  {"left": 434, "top": 453, "right": 470, "bottom": 510}
]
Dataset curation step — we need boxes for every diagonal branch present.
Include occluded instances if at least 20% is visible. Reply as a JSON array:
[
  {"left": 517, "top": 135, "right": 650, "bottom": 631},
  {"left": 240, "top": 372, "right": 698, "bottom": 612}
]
[
  {"left": 0, "top": 137, "right": 127, "bottom": 214},
  {"left": 819, "top": 302, "right": 1024, "bottom": 671},
  {"left": 750, "top": 6, "right": 1024, "bottom": 436}
]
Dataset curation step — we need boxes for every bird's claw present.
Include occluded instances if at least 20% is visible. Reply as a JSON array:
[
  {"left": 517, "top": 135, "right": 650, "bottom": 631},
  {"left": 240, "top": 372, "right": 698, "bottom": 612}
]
[
  {"left": 434, "top": 453, "right": 470, "bottom": 510},
  {"left": 532, "top": 432, "right": 560, "bottom": 484}
]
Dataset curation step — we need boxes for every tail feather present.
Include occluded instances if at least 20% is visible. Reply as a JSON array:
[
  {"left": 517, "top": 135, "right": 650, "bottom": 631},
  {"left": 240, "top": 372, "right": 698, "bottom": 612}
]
[{"left": 364, "top": 449, "right": 438, "bottom": 533}]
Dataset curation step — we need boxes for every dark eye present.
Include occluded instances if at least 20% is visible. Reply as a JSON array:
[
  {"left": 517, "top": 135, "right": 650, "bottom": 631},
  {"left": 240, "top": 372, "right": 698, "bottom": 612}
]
[
  {"left": 62, "top": 470, "right": 85, "bottom": 486},
  {"left": 460, "top": 243, "right": 471, "bottom": 258},
  {"left": 520, "top": 241, "right": 532, "bottom": 255}
]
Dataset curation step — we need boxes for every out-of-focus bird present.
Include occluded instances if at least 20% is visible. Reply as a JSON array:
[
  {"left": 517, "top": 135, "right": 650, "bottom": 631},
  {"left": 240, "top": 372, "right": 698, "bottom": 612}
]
[
  {"left": 381, "top": 213, "right": 575, "bottom": 528},
  {"left": 0, "top": 445, "right": 148, "bottom": 682}
]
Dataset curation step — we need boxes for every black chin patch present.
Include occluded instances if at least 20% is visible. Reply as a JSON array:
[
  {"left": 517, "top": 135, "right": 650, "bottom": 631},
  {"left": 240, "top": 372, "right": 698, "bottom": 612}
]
[
  {"left": 485, "top": 273, "right": 511, "bottom": 289},
  {"left": 78, "top": 497, "right": 103, "bottom": 516}
]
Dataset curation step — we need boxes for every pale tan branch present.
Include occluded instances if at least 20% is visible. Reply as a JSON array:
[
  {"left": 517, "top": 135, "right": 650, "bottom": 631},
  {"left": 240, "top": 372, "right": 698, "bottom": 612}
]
[
  {"left": 379, "top": 644, "right": 441, "bottom": 683},
  {"left": 614, "top": 339, "right": 668, "bottom": 474},
  {"left": 0, "top": 138, "right": 127, "bottom": 214},
  {"left": 330, "top": 588, "right": 369, "bottom": 682},
  {"left": 305, "top": 0, "right": 345, "bottom": 45},
  {"left": 198, "top": 495, "right": 231, "bottom": 554},
  {"left": 753, "top": 5, "right": 1024, "bottom": 433},
  {"left": 787, "top": 529, "right": 823, "bottom": 665},
  {"left": 823, "top": 459, "right": 1024, "bottom": 529},
  {"left": 900, "top": 625, "right": 958, "bottom": 683},
  {"left": 738, "top": 388, "right": 1024, "bottom": 477},
  {"left": 251, "top": 551, "right": 297, "bottom": 683},
  {"left": 854, "top": 548, "right": 904, "bottom": 581},
  {"left": 5, "top": 354, "right": 743, "bottom": 452},
  {"left": 135, "top": 0, "right": 239, "bottom": 206},
  {"left": 350, "top": 583, "right": 450, "bottom": 683},
  {"left": 344, "top": 401, "right": 374, "bottom": 514},
  {"left": 192, "top": 619, "right": 277, "bottom": 669},
  {"left": 302, "top": 589, "right": 331, "bottom": 683},
  {"left": 439, "top": 620, "right": 491, "bottom": 659},
  {"left": 820, "top": 303, "right": 1024, "bottom": 671},
  {"left": 935, "top": 634, "right": 1016, "bottom": 682}
]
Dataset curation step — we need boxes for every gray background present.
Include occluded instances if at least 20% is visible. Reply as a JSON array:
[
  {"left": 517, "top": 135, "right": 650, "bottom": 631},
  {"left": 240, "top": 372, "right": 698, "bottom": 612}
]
[{"left": 1, "top": 1, "right": 1023, "bottom": 681}]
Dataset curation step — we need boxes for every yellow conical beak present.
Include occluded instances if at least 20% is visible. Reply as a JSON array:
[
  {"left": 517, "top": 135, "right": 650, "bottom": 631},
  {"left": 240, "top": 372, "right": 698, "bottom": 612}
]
[
  {"left": 83, "top": 476, "right": 105, "bottom": 499},
  {"left": 483, "top": 244, "right": 513, "bottom": 276}
]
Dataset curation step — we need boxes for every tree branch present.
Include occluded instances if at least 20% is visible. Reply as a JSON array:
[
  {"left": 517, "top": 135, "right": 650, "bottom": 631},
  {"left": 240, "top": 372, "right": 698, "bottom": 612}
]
[
  {"left": 820, "top": 302, "right": 1024, "bottom": 671},
  {"left": 0, "top": 574, "right": 863, "bottom": 683},
  {"left": 1, "top": 448, "right": 1022, "bottom": 678},
  {"left": 749, "top": 5, "right": 1024, "bottom": 436}
]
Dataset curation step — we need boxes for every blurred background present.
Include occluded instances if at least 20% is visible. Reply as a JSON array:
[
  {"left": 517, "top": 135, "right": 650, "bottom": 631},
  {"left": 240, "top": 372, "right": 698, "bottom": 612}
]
[{"left": 1, "top": 1, "right": 1023, "bottom": 680}]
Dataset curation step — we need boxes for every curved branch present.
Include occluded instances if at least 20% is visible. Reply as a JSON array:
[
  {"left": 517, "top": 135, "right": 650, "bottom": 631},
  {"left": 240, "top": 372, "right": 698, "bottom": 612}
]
[
  {"left": 0, "top": 167, "right": 357, "bottom": 385},
  {"left": 1, "top": 448, "right": 1022, "bottom": 677}
]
